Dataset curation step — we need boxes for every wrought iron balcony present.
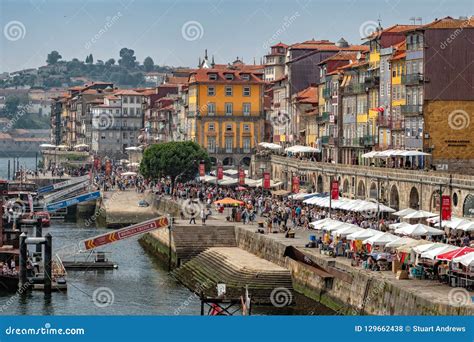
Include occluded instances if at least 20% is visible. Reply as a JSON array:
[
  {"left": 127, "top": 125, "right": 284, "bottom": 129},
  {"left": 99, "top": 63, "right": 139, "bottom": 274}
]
[
  {"left": 360, "top": 135, "right": 376, "bottom": 146},
  {"left": 322, "top": 88, "right": 331, "bottom": 99},
  {"left": 316, "top": 111, "right": 331, "bottom": 123},
  {"left": 320, "top": 135, "right": 330, "bottom": 144},
  {"left": 401, "top": 73, "right": 424, "bottom": 85},
  {"left": 342, "top": 83, "right": 366, "bottom": 95},
  {"left": 401, "top": 105, "right": 423, "bottom": 116}
]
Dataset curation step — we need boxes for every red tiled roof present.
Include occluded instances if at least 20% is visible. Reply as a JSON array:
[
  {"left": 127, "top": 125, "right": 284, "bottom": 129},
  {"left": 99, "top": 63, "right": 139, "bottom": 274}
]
[
  {"left": 419, "top": 16, "right": 474, "bottom": 29},
  {"left": 189, "top": 66, "right": 265, "bottom": 84},
  {"left": 271, "top": 42, "right": 289, "bottom": 48},
  {"left": 166, "top": 76, "right": 188, "bottom": 85},
  {"left": 364, "top": 24, "right": 420, "bottom": 40},
  {"left": 295, "top": 86, "right": 318, "bottom": 104},
  {"left": 113, "top": 89, "right": 142, "bottom": 96}
]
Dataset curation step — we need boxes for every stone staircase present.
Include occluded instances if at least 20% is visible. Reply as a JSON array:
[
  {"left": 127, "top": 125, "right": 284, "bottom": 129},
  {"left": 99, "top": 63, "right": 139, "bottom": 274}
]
[
  {"left": 173, "top": 247, "right": 294, "bottom": 305},
  {"left": 172, "top": 225, "right": 237, "bottom": 265}
]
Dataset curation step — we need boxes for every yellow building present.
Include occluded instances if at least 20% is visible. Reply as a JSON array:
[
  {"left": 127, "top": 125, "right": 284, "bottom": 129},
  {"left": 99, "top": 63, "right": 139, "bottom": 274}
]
[
  {"left": 187, "top": 60, "right": 265, "bottom": 167},
  {"left": 389, "top": 42, "right": 406, "bottom": 149}
]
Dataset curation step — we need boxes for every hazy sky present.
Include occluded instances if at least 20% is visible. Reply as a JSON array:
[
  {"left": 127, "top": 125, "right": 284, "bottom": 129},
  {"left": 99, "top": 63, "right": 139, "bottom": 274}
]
[{"left": 1, "top": 0, "right": 472, "bottom": 72}]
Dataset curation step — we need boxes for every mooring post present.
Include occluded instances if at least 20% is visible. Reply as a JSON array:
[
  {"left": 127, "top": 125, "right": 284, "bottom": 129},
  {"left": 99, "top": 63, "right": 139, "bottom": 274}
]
[
  {"left": 44, "top": 233, "right": 52, "bottom": 294},
  {"left": 19, "top": 232, "right": 28, "bottom": 288},
  {"left": 35, "top": 218, "right": 43, "bottom": 254}
]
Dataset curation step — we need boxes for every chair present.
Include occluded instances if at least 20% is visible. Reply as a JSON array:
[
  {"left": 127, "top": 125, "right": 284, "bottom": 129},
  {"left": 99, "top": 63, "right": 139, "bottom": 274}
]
[{"left": 410, "top": 266, "right": 423, "bottom": 279}]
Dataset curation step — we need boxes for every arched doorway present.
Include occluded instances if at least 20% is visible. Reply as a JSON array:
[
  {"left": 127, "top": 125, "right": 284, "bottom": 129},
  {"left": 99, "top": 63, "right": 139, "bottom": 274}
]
[
  {"left": 369, "top": 182, "right": 377, "bottom": 200},
  {"left": 430, "top": 191, "right": 440, "bottom": 213},
  {"left": 222, "top": 157, "right": 234, "bottom": 166},
  {"left": 343, "top": 179, "right": 349, "bottom": 194},
  {"left": 317, "top": 175, "right": 323, "bottom": 193},
  {"left": 357, "top": 180, "right": 366, "bottom": 199},
  {"left": 390, "top": 185, "right": 399, "bottom": 210},
  {"left": 240, "top": 157, "right": 251, "bottom": 167},
  {"left": 210, "top": 157, "right": 218, "bottom": 166},
  {"left": 409, "top": 187, "right": 420, "bottom": 209},
  {"left": 463, "top": 194, "right": 474, "bottom": 218}
]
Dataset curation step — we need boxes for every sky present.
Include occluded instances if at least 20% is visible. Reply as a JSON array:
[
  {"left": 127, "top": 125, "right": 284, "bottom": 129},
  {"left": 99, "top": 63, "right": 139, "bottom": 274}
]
[{"left": 0, "top": 0, "right": 472, "bottom": 72}]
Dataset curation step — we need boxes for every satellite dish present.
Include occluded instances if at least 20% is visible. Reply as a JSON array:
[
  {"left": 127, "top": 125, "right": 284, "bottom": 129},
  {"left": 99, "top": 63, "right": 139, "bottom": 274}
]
[{"left": 356, "top": 52, "right": 362, "bottom": 60}]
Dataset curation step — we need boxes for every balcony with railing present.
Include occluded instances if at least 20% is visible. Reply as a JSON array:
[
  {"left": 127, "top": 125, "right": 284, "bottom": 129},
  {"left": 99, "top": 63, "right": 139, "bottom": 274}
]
[
  {"left": 401, "top": 73, "right": 423, "bottom": 85},
  {"left": 341, "top": 137, "right": 361, "bottom": 147},
  {"left": 320, "top": 135, "right": 330, "bottom": 144},
  {"left": 401, "top": 104, "right": 423, "bottom": 116},
  {"left": 342, "top": 83, "right": 366, "bottom": 95},
  {"left": 391, "top": 119, "right": 405, "bottom": 130},
  {"left": 377, "top": 115, "right": 391, "bottom": 127},
  {"left": 405, "top": 137, "right": 423, "bottom": 149},
  {"left": 364, "top": 75, "right": 380, "bottom": 88},
  {"left": 360, "top": 135, "right": 376, "bottom": 146},
  {"left": 316, "top": 111, "right": 330, "bottom": 123},
  {"left": 322, "top": 88, "right": 331, "bottom": 99}
]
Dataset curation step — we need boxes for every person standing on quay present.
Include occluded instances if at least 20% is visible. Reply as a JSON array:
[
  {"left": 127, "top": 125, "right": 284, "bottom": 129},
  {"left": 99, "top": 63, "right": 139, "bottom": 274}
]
[
  {"left": 189, "top": 210, "right": 196, "bottom": 224},
  {"left": 200, "top": 208, "right": 206, "bottom": 225}
]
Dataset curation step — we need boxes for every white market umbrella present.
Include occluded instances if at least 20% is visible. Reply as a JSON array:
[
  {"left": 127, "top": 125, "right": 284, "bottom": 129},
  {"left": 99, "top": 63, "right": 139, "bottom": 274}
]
[
  {"left": 363, "top": 232, "right": 399, "bottom": 246},
  {"left": 324, "top": 221, "right": 351, "bottom": 232},
  {"left": 402, "top": 210, "right": 438, "bottom": 219},
  {"left": 347, "top": 228, "right": 381, "bottom": 241},
  {"left": 456, "top": 221, "right": 474, "bottom": 232},
  {"left": 412, "top": 243, "right": 446, "bottom": 254},
  {"left": 385, "top": 236, "right": 417, "bottom": 248},
  {"left": 392, "top": 208, "right": 418, "bottom": 217},
  {"left": 73, "top": 143, "right": 89, "bottom": 149},
  {"left": 40, "top": 143, "right": 56, "bottom": 149},
  {"left": 258, "top": 142, "right": 282, "bottom": 150},
  {"left": 56, "top": 144, "right": 68, "bottom": 149},
  {"left": 332, "top": 225, "right": 363, "bottom": 237},
  {"left": 309, "top": 218, "right": 337, "bottom": 230},
  {"left": 388, "top": 222, "right": 412, "bottom": 230},
  {"left": 452, "top": 252, "right": 474, "bottom": 267},
  {"left": 420, "top": 245, "right": 458, "bottom": 260},
  {"left": 395, "top": 223, "right": 445, "bottom": 237},
  {"left": 121, "top": 171, "right": 137, "bottom": 176}
]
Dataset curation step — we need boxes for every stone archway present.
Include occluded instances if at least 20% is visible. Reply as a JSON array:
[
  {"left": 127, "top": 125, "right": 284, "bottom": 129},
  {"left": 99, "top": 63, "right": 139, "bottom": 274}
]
[
  {"left": 409, "top": 187, "right": 420, "bottom": 209},
  {"left": 430, "top": 191, "right": 440, "bottom": 213},
  {"left": 369, "top": 182, "right": 377, "bottom": 200},
  {"left": 317, "top": 175, "right": 324, "bottom": 193},
  {"left": 390, "top": 185, "right": 400, "bottom": 210},
  {"left": 463, "top": 194, "right": 474, "bottom": 218},
  {"left": 240, "top": 157, "right": 251, "bottom": 166},
  {"left": 210, "top": 157, "right": 218, "bottom": 166},
  {"left": 222, "top": 157, "right": 234, "bottom": 166},
  {"left": 357, "top": 180, "right": 366, "bottom": 199},
  {"left": 343, "top": 179, "right": 349, "bottom": 194}
]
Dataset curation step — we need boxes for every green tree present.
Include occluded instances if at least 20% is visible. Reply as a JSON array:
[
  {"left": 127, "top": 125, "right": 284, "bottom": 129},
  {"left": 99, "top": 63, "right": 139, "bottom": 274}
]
[
  {"left": 140, "top": 141, "right": 210, "bottom": 186},
  {"left": 118, "top": 48, "right": 136, "bottom": 69},
  {"left": 86, "top": 53, "right": 94, "bottom": 64},
  {"left": 46, "top": 50, "right": 62, "bottom": 65},
  {"left": 105, "top": 58, "right": 115, "bottom": 66},
  {"left": 143, "top": 56, "right": 154, "bottom": 72},
  {"left": 1, "top": 95, "right": 29, "bottom": 118}
]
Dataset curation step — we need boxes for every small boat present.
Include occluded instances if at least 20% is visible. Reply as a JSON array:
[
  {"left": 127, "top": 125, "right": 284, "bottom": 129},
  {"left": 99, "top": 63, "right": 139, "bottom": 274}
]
[{"left": 62, "top": 251, "right": 118, "bottom": 270}]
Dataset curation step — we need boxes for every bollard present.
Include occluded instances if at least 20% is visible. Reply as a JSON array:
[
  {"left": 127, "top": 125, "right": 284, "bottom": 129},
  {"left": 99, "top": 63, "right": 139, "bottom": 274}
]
[
  {"left": 35, "top": 218, "right": 43, "bottom": 254},
  {"left": 44, "top": 233, "right": 52, "bottom": 294},
  {"left": 19, "top": 232, "right": 28, "bottom": 288}
]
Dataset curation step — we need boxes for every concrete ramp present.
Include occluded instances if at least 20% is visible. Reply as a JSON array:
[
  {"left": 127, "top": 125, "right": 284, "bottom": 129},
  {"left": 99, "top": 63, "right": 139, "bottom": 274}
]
[{"left": 174, "top": 247, "right": 294, "bottom": 305}]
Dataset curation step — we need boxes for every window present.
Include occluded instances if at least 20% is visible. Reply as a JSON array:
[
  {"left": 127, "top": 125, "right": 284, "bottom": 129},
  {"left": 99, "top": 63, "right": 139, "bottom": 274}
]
[
  {"left": 243, "top": 137, "right": 251, "bottom": 153},
  {"left": 208, "top": 73, "right": 217, "bottom": 80},
  {"left": 225, "top": 73, "right": 234, "bottom": 80},
  {"left": 207, "top": 86, "right": 215, "bottom": 96},
  {"left": 130, "top": 97, "right": 135, "bottom": 104},
  {"left": 241, "top": 73, "right": 250, "bottom": 81},
  {"left": 136, "top": 108, "right": 141, "bottom": 115},
  {"left": 123, "top": 120, "right": 127, "bottom": 127},
  {"left": 123, "top": 132, "right": 128, "bottom": 139},
  {"left": 243, "top": 103, "right": 251, "bottom": 116},
  {"left": 225, "top": 137, "right": 233, "bottom": 153},
  {"left": 225, "top": 86, "right": 233, "bottom": 96},
  {"left": 101, "top": 133, "right": 106, "bottom": 140},
  {"left": 243, "top": 124, "right": 250, "bottom": 132},
  {"left": 243, "top": 86, "right": 251, "bottom": 96},
  {"left": 123, "top": 97, "right": 128, "bottom": 103},
  {"left": 130, "top": 108, "right": 135, "bottom": 116},
  {"left": 123, "top": 108, "right": 128, "bottom": 115},
  {"left": 225, "top": 103, "right": 233, "bottom": 116},
  {"left": 226, "top": 124, "right": 232, "bottom": 131},
  {"left": 207, "top": 102, "right": 216, "bottom": 115},
  {"left": 208, "top": 123, "right": 215, "bottom": 131},
  {"left": 116, "top": 109, "right": 120, "bottom": 114},
  {"left": 207, "top": 137, "right": 216, "bottom": 152}
]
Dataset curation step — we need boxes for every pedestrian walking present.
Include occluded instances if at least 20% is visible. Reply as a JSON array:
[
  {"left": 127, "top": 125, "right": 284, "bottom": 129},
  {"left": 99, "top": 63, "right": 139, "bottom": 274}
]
[{"left": 189, "top": 210, "right": 196, "bottom": 224}]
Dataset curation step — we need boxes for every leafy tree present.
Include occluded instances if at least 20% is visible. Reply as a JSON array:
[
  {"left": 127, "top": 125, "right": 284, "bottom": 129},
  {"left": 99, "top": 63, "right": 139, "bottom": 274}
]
[
  {"left": 143, "top": 56, "right": 154, "bottom": 72},
  {"left": 118, "top": 48, "right": 136, "bottom": 69},
  {"left": 140, "top": 141, "right": 210, "bottom": 186},
  {"left": 1, "top": 95, "right": 29, "bottom": 118},
  {"left": 86, "top": 53, "right": 94, "bottom": 64},
  {"left": 46, "top": 50, "right": 62, "bottom": 65},
  {"left": 105, "top": 58, "right": 115, "bottom": 66}
]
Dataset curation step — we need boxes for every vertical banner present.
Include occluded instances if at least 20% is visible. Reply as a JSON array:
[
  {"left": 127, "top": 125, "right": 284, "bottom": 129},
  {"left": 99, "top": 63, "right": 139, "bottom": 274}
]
[
  {"left": 199, "top": 163, "right": 205, "bottom": 177},
  {"left": 263, "top": 172, "right": 270, "bottom": 189},
  {"left": 441, "top": 195, "right": 452, "bottom": 220},
  {"left": 217, "top": 166, "right": 223, "bottom": 180},
  {"left": 292, "top": 176, "right": 300, "bottom": 193},
  {"left": 238, "top": 168, "right": 245, "bottom": 185},
  {"left": 93, "top": 156, "right": 101, "bottom": 170},
  {"left": 331, "top": 180, "right": 339, "bottom": 200},
  {"left": 105, "top": 160, "right": 112, "bottom": 176}
]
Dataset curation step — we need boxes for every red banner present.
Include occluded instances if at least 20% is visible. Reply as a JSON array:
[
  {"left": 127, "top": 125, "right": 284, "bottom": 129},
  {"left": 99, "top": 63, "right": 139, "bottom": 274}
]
[
  {"left": 238, "top": 169, "right": 245, "bottom": 185},
  {"left": 263, "top": 172, "right": 270, "bottom": 189},
  {"left": 93, "top": 156, "right": 101, "bottom": 170},
  {"left": 84, "top": 217, "right": 169, "bottom": 250},
  {"left": 105, "top": 160, "right": 112, "bottom": 176},
  {"left": 441, "top": 195, "right": 452, "bottom": 221},
  {"left": 199, "top": 163, "right": 205, "bottom": 177},
  {"left": 292, "top": 176, "right": 300, "bottom": 193},
  {"left": 217, "top": 166, "right": 223, "bottom": 180},
  {"left": 331, "top": 180, "right": 339, "bottom": 200}
]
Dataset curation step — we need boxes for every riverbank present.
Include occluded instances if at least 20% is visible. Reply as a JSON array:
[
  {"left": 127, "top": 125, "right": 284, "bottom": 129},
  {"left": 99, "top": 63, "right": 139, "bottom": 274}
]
[{"left": 141, "top": 196, "right": 474, "bottom": 316}]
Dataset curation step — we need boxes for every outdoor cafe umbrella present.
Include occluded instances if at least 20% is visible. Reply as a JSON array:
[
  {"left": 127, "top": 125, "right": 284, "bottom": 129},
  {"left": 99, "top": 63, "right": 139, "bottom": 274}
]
[
  {"left": 213, "top": 198, "right": 244, "bottom": 206},
  {"left": 436, "top": 247, "right": 474, "bottom": 261},
  {"left": 402, "top": 210, "right": 438, "bottom": 219},
  {"left": 394, "top": 223, "right": 445, "bottom": 237},
  {"left": 452, "top": 252, "right": 474, "bottom": 267}
]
